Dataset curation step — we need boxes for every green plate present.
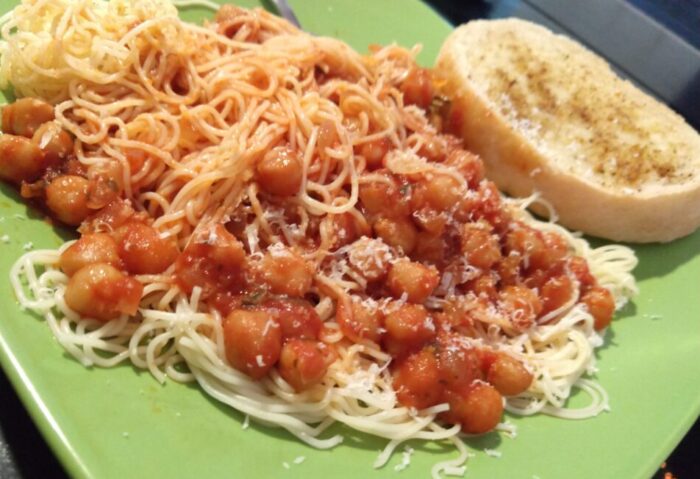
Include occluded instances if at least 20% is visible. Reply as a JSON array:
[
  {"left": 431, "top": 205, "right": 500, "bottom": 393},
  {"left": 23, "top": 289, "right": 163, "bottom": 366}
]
[{"left": 1, "top": 1, "right": 699, "bottom": 478}]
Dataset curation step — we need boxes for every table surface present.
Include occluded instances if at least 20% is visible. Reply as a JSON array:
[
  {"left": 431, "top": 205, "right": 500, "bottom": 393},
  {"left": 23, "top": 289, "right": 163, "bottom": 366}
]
[{"left": 1, "top": 1, "right": 699, "bottom": 478}]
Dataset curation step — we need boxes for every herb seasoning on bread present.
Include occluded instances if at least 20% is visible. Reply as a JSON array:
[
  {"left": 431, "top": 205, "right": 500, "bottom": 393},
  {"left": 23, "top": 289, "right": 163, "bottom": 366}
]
[{"left": 436, "top": 18, "right": 700, "bottom": 243}]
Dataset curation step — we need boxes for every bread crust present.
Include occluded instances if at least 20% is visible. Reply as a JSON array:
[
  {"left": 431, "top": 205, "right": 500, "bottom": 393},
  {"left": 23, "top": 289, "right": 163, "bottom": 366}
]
[{"left": 435, "top": 19, "right": 700, "bottom": 243}]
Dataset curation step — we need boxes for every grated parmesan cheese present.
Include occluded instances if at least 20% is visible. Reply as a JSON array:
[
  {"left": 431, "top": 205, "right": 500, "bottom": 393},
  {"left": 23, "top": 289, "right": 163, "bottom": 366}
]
[
  {"left": 484, "top": 448, "right": 502, "bottom": 458},
  {"left": 267, "top": 242, "right": 292, "bottom": 257}
]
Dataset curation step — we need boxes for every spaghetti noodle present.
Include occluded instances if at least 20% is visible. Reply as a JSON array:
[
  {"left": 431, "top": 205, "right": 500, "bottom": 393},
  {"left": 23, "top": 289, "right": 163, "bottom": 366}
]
[{"left": 0, "top": 1, "right": 637, "bottom": 476}]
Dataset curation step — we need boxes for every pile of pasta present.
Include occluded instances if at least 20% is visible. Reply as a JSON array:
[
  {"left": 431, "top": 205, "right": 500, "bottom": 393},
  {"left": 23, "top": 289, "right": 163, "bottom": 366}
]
[{"left": 0, "top": 0, "right": 637, "bottom": 476}]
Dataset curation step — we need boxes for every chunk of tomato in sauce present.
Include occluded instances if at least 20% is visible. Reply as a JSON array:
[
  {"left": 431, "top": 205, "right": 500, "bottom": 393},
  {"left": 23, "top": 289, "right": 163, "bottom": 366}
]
[{"left": 79, "top": 199, "right": 148, "bottom": 235}]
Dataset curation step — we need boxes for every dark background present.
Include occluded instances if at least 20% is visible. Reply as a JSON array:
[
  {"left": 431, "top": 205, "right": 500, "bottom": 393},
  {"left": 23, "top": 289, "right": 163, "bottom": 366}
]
[{"left": 1, "top": 1, "right": 699, "bottom": 478}]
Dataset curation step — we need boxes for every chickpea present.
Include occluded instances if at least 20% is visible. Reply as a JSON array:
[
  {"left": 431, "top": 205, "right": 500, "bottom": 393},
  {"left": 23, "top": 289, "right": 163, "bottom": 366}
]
[
  {"left": 114, "top": 221, "right": 179, "bottom": 275},
  {"left": 259, "top": 298, "right": 322, "bottom": 340},
  {"left": 86, "top": 161, "right": 124, "bottom": 210},
  {"left": 358, "top": 173, "right": 410, "bottom": 217},
  {"left": 175, "top": 224, "right": 246, "bottom": 296},
  {"left": 418, "top": 173, "right": 462, "bottom": 212},
  {"left": 401, "top": 67, "right": 433, "bottom": 110},
  {"left": 540, "top": 231, "right": 569, "bottom": 269},
  {"left": 373, "top": 216, "right": 417, "bottom": 254},
  {"left": 393, "top": 348, "right": 442, "bottom": 410},
  {"left": 359, "top": 180, "right": 390, "bottom": 215},
  {"left": 412, "top": 232, "right": 446, "bottom": 266},
  {"left": 540, "top": 274, "right": 575, "bottom": 316},
  {"left": 347, "top": 237, "right": 392, "bottom": 282},
  {"left": 411, "top": 208, "right": 448, "bottom": 236},
  {"left": 336, "top": 299, "right": 384, "bottom": 344},
  {"left": 64, "top": 263, "right": 143, "bottom": 321},
  {"left": 317, "top": 119, "right": 338, "bottom": 153},
  {"left": 208, "top": 291, "right": 243, "bottom": 317},
  {"left": 418, "top": 135, "right": 447, "bottom": 162},
  {"left": 464, "top": 272, "right": 498, "bottom": 299},
  {"left": 45, "top": 175, "right": 91, "bottom": 226},
  {"left": 497, "top": 252, "right": 522, "bottom": 287},
  {"left": 32, "top": 122, "right": 73, "bottom": 166},
  {"left": 522, "top": 269, "right": 548, "bottom": 291},
  {"left": 445, "top": 149, "right": 484, "bottom": 188},
  {"left": 567, "top": 256, "right": 595, "bottom": 290},
  {"left": 59, "top": 233, "right": 122, "bottom": 276},
  {"left": 2, "top": 98, "right": 54, "bottom": 137},
  {"left": 435, "top": 333, "right": 483, "bottom": 389},
  {"left": 433, "top": 305, "right": 478, "bottom": 338},
  {"left": 278, "top": 339, "right": 333, "bottom": 391},
  {"left": 386, "top": 259, "right": 439, "bottom": 304},
  {"left": 442, "top": 382, "right": 504, "bottom": 434},
  {"left": 455, "top": 182, "right": 504, "bottom": 225},
  {"left": 499, "top": 285, "right": 543, "bottom": 330},
  {"left": 328, "top": 212, "right": 365, "bottom": 249},
  {"left": 357, "top": 137, "right": 391, "bottom": 170},
  {"left": 582, "top": 286, "right": 615, "bottom": 330},
  {"left": 256, "top": 145, "right": 302, "bottom": 196},
  {"left": 223, "top": 309, "right": 282, "bottom": 379},
  {"left": 506, "top": 224, "right": 562, "bottom": 272},
  {"left": 257, "top": 247, "right": 313, "bottom": 297},
  {"left": 460, "top": 223, "right": 502, "bottom": 270},
  {"left": 476, "top": 183, "right": 507, "bottom": 228},
  {"left": 383, "top": 303, "right": 436, "bottom": 357},
  {"left": 487, "top": 354, "right": 533, "bottom": 396},
  {"left": 78, "top": 198, "right": 140, "bottom": 235},
  {"left": 0, "top": 134, "right": 47, "bottom": 183}
]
